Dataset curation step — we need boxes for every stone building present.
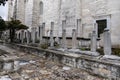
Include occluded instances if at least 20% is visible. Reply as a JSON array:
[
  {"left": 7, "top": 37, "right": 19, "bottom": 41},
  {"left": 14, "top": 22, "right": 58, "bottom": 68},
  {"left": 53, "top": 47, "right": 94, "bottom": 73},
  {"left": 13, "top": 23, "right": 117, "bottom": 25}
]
[{"left": 8, "top": 0, "right": 120, "bottom": 48}]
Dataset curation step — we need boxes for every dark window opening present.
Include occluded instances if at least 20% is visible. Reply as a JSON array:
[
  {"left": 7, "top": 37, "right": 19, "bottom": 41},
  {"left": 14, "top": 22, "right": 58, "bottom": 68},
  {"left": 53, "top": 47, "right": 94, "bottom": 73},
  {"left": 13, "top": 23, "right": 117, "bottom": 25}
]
[{"left": 96, "top": 19, "right": 107, "bottom": 37}]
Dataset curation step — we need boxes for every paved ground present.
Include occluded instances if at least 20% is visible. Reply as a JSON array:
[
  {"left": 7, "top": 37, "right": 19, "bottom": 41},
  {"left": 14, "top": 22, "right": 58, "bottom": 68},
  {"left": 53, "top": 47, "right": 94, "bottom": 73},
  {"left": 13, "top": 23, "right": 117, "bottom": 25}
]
[{"left": 0, "top": 44, "right": 107, "bottom": 80}]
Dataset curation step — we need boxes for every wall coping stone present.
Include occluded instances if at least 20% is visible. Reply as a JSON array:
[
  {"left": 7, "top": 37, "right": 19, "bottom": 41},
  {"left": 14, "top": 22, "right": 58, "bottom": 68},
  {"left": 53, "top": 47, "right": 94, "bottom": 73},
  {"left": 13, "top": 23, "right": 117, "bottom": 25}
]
[{"left": 13, "top": 44, "right": 120, "bottom": 67}]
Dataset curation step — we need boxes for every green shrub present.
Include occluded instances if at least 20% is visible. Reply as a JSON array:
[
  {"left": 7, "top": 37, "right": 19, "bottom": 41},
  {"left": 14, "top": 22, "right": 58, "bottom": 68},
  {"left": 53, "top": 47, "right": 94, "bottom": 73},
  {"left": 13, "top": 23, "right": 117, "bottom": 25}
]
[
  {"left": 97, "top": 48, "right": 120, "bottom": 56},
  {"left": 112, "top": 48, "right": 120, "bottom": 56},
  {"left": 29, "top": 43, "right": 38, "bottom": 47},
  {"left": 97, "top": 48, "right": 104, "bottom": 55},
  {"left": 35, "top": 39, "right": 40, "bottom": 43},
  {"left": 80, "top": 48, "right": 90, "bottom": 51},
  {"left": 54, "top": 41, "right": 60, "bottom": 48},
  {"left": 40, "top": 43, "right": 49, "bottom": 49},
  {"left": 23, "top": 38, "right": 27, "bottom": 43}
]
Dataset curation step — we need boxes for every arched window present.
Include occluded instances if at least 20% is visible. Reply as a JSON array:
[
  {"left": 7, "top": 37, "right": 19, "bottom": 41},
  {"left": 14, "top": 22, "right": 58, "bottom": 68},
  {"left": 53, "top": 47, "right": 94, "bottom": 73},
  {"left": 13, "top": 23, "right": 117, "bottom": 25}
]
[{"left": 39, "top": 1, "right": 43, "bottom": 15}]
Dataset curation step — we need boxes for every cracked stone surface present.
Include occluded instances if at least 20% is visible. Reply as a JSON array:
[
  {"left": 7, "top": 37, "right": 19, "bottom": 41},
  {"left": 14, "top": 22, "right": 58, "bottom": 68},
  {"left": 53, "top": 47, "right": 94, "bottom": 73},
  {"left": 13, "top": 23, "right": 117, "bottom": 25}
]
[{"left": 0, "top": 44, "right": 107, "bottom": 80}]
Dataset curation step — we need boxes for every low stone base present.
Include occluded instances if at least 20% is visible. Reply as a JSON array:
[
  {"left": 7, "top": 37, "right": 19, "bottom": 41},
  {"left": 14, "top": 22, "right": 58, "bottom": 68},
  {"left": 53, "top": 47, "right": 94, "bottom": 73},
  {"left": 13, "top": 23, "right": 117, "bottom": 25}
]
[
  {"left": 0, "top": 55, "right": 20, "bottom": 75},
  {"left": 11, "top": 44, "right": 120, "bottom": 79}
]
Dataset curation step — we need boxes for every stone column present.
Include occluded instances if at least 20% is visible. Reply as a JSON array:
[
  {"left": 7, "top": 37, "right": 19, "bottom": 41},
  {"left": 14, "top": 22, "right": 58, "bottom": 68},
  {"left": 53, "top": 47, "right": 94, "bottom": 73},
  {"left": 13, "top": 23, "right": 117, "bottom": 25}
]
[
  {"left": 50, "top": 22, "right": 54, "bottom": 47},
  {"left": 26, "top": 30, "right": 30, "bottom": 44},
  {"left": 72, "top": 29, "right": 77, "bottom": 49},
  {"left": 40, "top": 26, "right": 43, "bottom": 44},
  {"left": 90, "top": 30, "right": 97, "bottom": 52},
  {"left": 103, "top": 29, "right": 111, "bottom": 55},
  {"left": 62, "top": 29, "right": 67, "bottom": 49}
]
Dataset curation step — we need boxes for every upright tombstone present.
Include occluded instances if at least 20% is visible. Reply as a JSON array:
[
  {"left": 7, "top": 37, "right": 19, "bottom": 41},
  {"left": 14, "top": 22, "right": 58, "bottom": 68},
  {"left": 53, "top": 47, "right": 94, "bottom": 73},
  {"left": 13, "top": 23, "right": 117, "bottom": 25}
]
[
  {"left": 42, "top": 23, "right": 45, "bottom": 36},
  {"left": 21, "top": 30, "right": 24, "bottom": 44},
  {"left": 62, "top": 20, "right": 66, "bottom": 31},
  {"left": 16, "top": 33, "right": 19, "bottom": 40},
  {"left": 77, "top": 19, "right": 81, "bottom": 37},
  {"left": 18, "top": 33, "right": 20, "bottom": 40},
  {"left": 90, "top": 30, "right": 97, "bottom": 52},
  {"left": 25, "top": 32, "right": 27, "bottom": 41},
  {"left": 103, "top": 29, "right": 111, "bottom": 55},
  {"left": 94, "top": 23, "right": 98, "bottom": 37},
  {"left": 50, "top": 22, "right": 54, "bottom": 47},
  {"left": 40, "top": 25, "right": 43, "bottom": 44},
  {"left": 26, "top": 30, "right": 30, "bottom": 44},
  {"left": 35, "top": 31, "right": 37, "bottom": 42},
  {"left": 62, "top": 29, "right": 67, "bottom": 49},
  {"left": 32, "top": 27, "right": 36, "bottom": 43},
  {"left": 72, "top": 29, "right": 77, "bottom": 49},
  {"left": 36, "top": 27, "right": 39, "bottom": 40}
]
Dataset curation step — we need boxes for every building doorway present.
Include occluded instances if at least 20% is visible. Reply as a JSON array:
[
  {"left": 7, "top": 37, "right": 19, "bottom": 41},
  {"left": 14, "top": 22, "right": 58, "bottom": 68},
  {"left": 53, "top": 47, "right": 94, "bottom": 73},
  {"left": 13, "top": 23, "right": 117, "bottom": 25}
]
[{"left": 96, "top": 19, "right": 107, "bottom": 37}]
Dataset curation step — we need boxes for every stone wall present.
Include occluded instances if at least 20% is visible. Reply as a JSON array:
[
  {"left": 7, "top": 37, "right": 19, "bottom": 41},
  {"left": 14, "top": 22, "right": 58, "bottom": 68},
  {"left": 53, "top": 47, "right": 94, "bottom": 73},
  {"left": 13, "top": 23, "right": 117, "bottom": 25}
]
[{"left": 11, "top": 44, "right": 120, "bottom": 79}]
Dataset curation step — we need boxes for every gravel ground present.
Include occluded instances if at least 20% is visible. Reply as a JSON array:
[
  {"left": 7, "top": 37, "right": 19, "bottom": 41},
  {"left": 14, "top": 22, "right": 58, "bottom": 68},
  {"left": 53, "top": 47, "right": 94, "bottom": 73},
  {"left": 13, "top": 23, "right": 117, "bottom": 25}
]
[{"left": 0, "top": 44, "right": 107, "bottom": 80}]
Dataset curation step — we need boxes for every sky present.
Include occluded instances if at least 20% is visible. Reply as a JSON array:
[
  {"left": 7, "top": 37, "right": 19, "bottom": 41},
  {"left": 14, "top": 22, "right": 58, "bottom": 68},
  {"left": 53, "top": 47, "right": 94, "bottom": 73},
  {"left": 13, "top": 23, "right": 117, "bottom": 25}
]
[{"left": 0, "top": 3, "right": 8, "bottom": 20}]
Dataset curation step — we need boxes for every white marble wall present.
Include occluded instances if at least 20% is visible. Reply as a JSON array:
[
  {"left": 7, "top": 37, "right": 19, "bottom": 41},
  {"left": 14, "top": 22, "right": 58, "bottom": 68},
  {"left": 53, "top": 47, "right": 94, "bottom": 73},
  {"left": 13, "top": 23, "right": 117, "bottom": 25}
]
[
  {"left": 30, "top": 0, "right": 82, "bottom": 37},
  {"left": 25, "top": 0, "right": 34, "bottom": 31},
  {"left": 82, "top": 0, "right": 120, "bottom": 47},
  {"left": 8, "top": 0, "right": 15, "bottom": 20},
  {"left": 8, "top": 0, "right": 120, "bottom": 47}
]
